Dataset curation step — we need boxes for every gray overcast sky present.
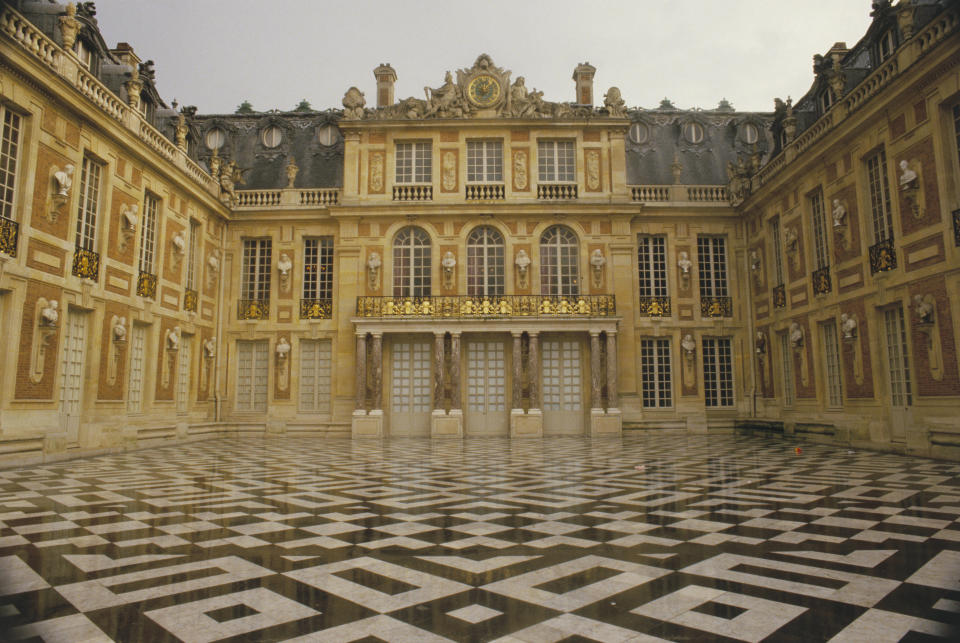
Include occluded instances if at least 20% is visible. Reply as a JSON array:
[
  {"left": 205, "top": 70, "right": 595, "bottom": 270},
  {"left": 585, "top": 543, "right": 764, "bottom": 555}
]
[{"left": 92, "top": 0, "right": 874, "bottom": 115}]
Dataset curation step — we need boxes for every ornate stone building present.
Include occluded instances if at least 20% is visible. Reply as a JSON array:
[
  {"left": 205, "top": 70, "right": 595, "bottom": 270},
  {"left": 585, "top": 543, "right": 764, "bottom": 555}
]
[{"left": 0, "top": 0, "right": 958, "bottom": 465}]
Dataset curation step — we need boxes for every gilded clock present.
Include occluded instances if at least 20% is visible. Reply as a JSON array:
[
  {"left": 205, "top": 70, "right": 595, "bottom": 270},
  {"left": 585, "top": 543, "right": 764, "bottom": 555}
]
[{"left": 467, "top": 74, "right": 501, "bottom": 107}]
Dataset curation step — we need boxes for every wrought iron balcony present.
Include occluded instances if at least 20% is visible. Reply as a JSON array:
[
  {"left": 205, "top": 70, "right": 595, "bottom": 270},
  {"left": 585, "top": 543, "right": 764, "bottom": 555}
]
[
  {"left": 700, "top": 296, "right": 733, "bottom": 318},
  {"left": 356, "top": 294, "right": 616, "bottom": 319},
  {"left": 71, "top": 246, "right": 99, "bottom": 280},
  {"left": 184, "top": 288, "right": 198, "bottom": 312},
  {"left": 136, "top": 271, "right": 157, "bottom": 298},
  {"left": 465, "top": 183, "right": 505, "bottom": 200},
  {"left": 772, "top": 284, "right": 786, "bottom": 309},
  {"left": 638, "top": 296, "right": 670, "bottom": 317},
  {"left": 868, "top": 237, "right": 897, "bottom": 274},
  {"left": 537, "top": 183, "right": 578, "bottom": 200},
  {"left": 0, "top": 217, "right": 18, "bottom": 257},
  {"left": 238, "top": 299, "right": 269, "bottom": 320},
  {"left": 812, "top": 266, "right": 832, "bottom": 295},
  {"left": 300, "top": 298, "right": 333, "bottom": 319}
]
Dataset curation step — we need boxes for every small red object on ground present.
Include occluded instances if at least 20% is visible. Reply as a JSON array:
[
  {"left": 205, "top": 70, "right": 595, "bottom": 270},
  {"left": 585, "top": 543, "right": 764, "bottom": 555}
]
[{"left": 795, "top": 447, "right": 802, "bottom": 455}]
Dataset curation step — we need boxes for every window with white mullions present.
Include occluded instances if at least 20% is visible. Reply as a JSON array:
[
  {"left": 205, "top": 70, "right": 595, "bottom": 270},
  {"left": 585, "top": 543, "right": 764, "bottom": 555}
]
[
  {"left": 866, "top": 148, "right": 893, "bottom": 243},
  {"left": 393, "top": 226, "right": 431, "bottom": 298},
  {"left": 540, "top": 225, "right": 579, "bottom": 297},
  {"left": 702, "top": 337, "right": 734, "bottom": 407},
  {"left": 953, "top": 104, "right": 960, "bottom": 169},
  {"left": 637, "top": 235, "right": 667, "bottom": 297},
  {"left": 75, "top": 156, "right": 103, "bottom": 251},
  {"left": 810, "top": 188, "right": 829, "bottom": 270},
  {"left": 176, "top": 336, "right": 191, "bottom": 413},
  {"left": 467, "top": 140, "right": 503, "bottom": 182},
  {"left": 236, "top": 340, "right": 269, "bottom": 412},
  {"left": 696, "top": 236, "right": 728, "bottom": 297},
  {"left": 0, "top": 107, "right": 23, "bottom": 221},
  {"left": 186, "top": 220, "right": 201, "bottom": 290},
  {"left": 127, "top": 324, "right": 146, "bottom": 413},
  {"left": 779, "top": 333, "right": 795, "bottom": 407},
  {"left": 770, "top": 217, "right": 784, "bottom": 284},
  {"left": 466, "top": 226, "right": 504, "bottom": 297},
  {"left": 883, "top": 306, "right": 913, "bottom": 408},
  {"left": 241, "top": 239, "right": 272, "bottom": 301},
  {"left": 299, "top": 339, "right": 332, "bottom": 413},
  {"left": 821, "top": 320, "right": 843, "bottom": 407},
  {"left": 302, "top": 237, "right": 334, "bottom": 299},
  {"left": 395, "top": 142, "right": 432, "bottom": 183},
  {"left": 640, "top": 338, "right": 672, "bottom": 408},
  {"left": 538, "top": 140, "right": 575, "bottom": 182},
  {"left": 138, "top": 193, "right": 159, "bottom": 273}
]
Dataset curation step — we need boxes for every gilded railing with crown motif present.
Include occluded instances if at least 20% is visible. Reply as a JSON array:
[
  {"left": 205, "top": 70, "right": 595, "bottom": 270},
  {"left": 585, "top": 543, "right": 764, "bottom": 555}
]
[
  {"left": 300, "top": 298, "right": 333, "bottom": 319},
  {"left": 356, "top": 294, "right": 615, "bottom": 318},
  {"left": 136, "top": 271, "right": 157, "bottom": 298},
  {"left": 637, "top": 296, "right": 670, "bottom": 317},
  {"left": 183, "top": 288, "right": 198, "bottom": 312},
  {"left": 812, "top": 266, "right": 832, "bottom": 296},
  {"left": 868, "top": 237, "right": 897, "bottom": 274},
  {"left": 238, "top": 298, "right": 269, "bottom": 320},
  {"left": 0, "top": 217, "right": 18, "bottom": 257},
  {"left": 700, "top": 296, "right": 733, "bottom": 318},
  {"left": 71, "top": 246, "right": 99, "bottom": 280}
]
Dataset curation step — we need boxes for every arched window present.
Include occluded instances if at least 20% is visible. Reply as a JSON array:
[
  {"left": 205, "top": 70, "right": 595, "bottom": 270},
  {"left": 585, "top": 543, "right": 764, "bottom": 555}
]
[
  {"left": 393, "top": 226, "right": 431, "bottom": 298},
  {"left": 466, "top": 226, "right": 505, "bottom": 297},
  {"left": 540, "top": 225, "right": 579, "bottom": 297}
]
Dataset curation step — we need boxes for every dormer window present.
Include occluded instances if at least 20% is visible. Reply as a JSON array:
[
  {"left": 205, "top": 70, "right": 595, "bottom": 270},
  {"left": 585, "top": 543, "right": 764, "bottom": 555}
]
[
  {"left": 138, "top": 93, "right": 155, "bottom": 123},
  {"left": 317, "top": 124, "right": 340, "bottom": 146},
  {"left": 879, "top": 29, "right": 896, "bottom": 62},
  {"left": 628, "top": 122, "right": 649, "bottom": 145},
  {"left": 682, "top": 122, "right": 704, "bottom": 144},
  {"left": 205, "top": 127, "right": 226, "bottom": 151},
  {"left": 74, "top": 39, "right": 100, "bottom": 75},
  {"left": 742, "top": 123, "right": 759, "bottom": 145},
  {"left": 819, "top": 87, "right": 836, "bottom": 114},
  {"left": 261, "top": 126, "right": 282, "bottom": 148}
]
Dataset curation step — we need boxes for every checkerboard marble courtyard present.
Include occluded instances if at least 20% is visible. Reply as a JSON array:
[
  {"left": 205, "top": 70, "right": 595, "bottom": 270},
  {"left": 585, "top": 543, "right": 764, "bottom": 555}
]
[{"left": 1, "top": 434, "right": 959, "bottom": 642}]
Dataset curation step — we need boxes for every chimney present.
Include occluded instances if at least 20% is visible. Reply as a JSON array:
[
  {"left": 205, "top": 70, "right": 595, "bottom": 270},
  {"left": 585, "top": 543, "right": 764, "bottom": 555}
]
[
  {"left": 573, "top": 62, "right": 596, "bottom": 106},
  {"left": 111, "top": 42, "right": 141, "bottom": 69},
  {"left": 373, "top": 63, "right": 397, "bottom": 108}
]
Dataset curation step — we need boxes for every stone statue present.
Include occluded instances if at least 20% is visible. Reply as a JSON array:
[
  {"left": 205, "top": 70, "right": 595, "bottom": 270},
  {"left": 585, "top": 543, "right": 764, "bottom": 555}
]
[
  {"left": 510, "top": 77, "right": 537, "bottom": 118},
  {"left": 167, "top": 327, "right": 181, "bottom": 351},
  {"left": 832, "top": 199, "right": 846, "bottom": 227},
  {"left": 755, "top": 331, "right": 766, "bottom": 354},
  {"left": 278, "top": 253, "right": 292, "bottom": 277},
  {"left": 424, "top": 71, "right": 462, "bottom": 118},
  {"left": 899, "top": 160, "right": 918, "bottom": 189},
  {"left": 750, "top": 250, "right": 761, "bottom": 272},
  {"left": 175, "top": 114, "right": 188, "bottom": 150},
  {"left": 342, "top": 87, "right": 366, "bottom": 120},
  {"left": 914, "top": 294, "right": 935, "bottom": 324},
  {"left": 285, "top": 156, "right": 298, "bottom": 188},
  {"left": 515, "top": 249, "right": 530, "bottom": 275},
  {"left": 367, "top": 252, "right": 382, "bottom": 290},
  {"left": 54, "top": 164, "right": 74, "bottom": 197},
  {"left": 204, "top": 337, "right": 216, "bottom": 359},
  {"left": 603, "top": 87, "right": 627, "bottom": 118},
  {"left": 590, "top": 249, "right": 606, "bottom": 270},
  {"left": 681, "top": 334, "right": 696, "bottom": 358},
  {"left": 59, "top": 3, "right": 80, "bottom": 51},
  {"left": 40, "top": 300, "right": 59, "bottom": 327},
  {"left": 784, "top": 227, "right": 799, "bottom": 253},
  {"left": 789, "top": 322, "right": 803, "bottom": 349},
  {"left": 276, "top": 337, "right": 291, "bottom": 359},
  {"left": 442, "top": 251, "right": 457, "bottom": 275},
  {"left": 367, "top": 252, "right": 382, "bottom": 272},
  {"left": 841, "top": 313, "right": 857, "bottom": 340},
  {"left": 208, "top": 252, "right": 220, "bottom": 274},
  {"left": 112, "top": 316, "right": 127, "bottom": 342},
  {"left": 677, "top": 251, "right": 692, "bottom": 276},
  {"left": 171, "top": 231, "right": 186, "bottom": 255},
  {"left": 121, "top": 203, "right": 139, "bottom": 230}
]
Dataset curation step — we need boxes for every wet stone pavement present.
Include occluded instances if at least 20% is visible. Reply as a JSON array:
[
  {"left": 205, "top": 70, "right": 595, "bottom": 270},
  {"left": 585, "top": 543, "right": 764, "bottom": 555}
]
[{"left": 1, "top": 434, "right": 959, "bottom": 642}]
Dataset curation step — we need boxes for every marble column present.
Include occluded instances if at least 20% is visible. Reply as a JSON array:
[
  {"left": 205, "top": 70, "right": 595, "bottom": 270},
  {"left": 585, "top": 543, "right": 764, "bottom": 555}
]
[
  {"left": 370, "top": 333, "right": 383, "bottom": 411},
  {"left": 450, "top": 332, "right": 461, "bottom": 411},
  {"left": 528, "top": 332, "right": 540, "bottom": 410},
  {"left": 355, "top": 333, "right": 367, "bottom": 412},
  {"left": 590, "top": 331, "right": 602, "bottom": 410},
  {"left": 511, "top": 331, "right": 523, "bottom": 410},
  {"left": 606, "top": 331, "right": 618, "bottom": 409},
  {"left": 433, "top": 332, "right": 445, "bottom": 411}
]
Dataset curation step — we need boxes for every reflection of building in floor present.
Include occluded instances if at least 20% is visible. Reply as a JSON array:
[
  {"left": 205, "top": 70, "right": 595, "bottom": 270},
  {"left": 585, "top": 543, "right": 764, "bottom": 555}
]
[{"left": 1, "top": 435, "right": 959, "bottom": 640}]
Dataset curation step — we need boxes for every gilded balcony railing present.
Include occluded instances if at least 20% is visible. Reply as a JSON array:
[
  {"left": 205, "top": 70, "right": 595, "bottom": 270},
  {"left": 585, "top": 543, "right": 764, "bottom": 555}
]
[
  {"left": 537, "top": 183, "right": 578, "bottom": 200},
  {"left": 136, "top": 271, "right": 157, "bottom": 298},
  {"left": 71, "top": 246, "right": 99, "bottom": 280},
  {"left": 356, "top": 294, "right": 616, "bottom": 319},
  {"left": 0, "top": 217, "right": 18, "bottom": 257},
  {"left": 868, "top": 237, "right": 897, "bottom": 274},
  {"left": 465, "top": 184, "right": 505, "bottom": 200},
  {"left": 700, "top": 296, "right": 733, "bottom": 318},
  {"left": 184, "top": 288, "right": 198, "bottom": 312},
  {"left": 238, "top": 299, "right": 269, "bottom": 320},
  {"left": 637, "top": 296, "right": 670, "bottom": 317},
  {"left": 300, "top": 298, "right": 333, "bottom": 319},
  {"left": 812, "top": 266, "right": 832, "bottom": 295},
  {"left": 772, "top": 284, "right": 786, "bottom": 309}
]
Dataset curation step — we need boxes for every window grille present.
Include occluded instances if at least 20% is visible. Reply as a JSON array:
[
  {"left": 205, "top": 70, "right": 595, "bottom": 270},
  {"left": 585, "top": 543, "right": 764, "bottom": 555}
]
[
  {"left": 540, "top": 225, "right": 579, "bottom": 297},
  {"left": 696, "top": 236, "right": 728, "bottom": 297},
  {"left": 637, "top": 235, "right": 668, "bottom": 297},
  {"left": 466, "top": 140, "right": 503, "bottom": 182},
  {"left": 466, "top": 226, "right": 504, "bottom": 297},
  {"left": 127, "top": 324, "right": 146, "bottom": 413},
  {"left": 866, "top": 148, "right": 893, "bottom": 243},
  {"left": 176, "top": 336, "right": 191, "bottom": 413},
  {"left": 186, "top": 220, "right": 201, "bottom": 290},
  {"left": 770, "top": 218, "right": 784, "bottom": 285},
  {"left": 299, "top": 339, "right": 332, "bottom": 413},
  {"left": 810, "top": 188, "right": 829, "bottom": 270},
  {"left": 537, "top": 140, "right": 575, "bottom": 182},
  {"left": 0, "top": 107, "right": 22, "bottom": 221},
  {"left": 702, "top": 337, "right": 733, "bottom": 407},
  {"left": 395, "top": 142, "right": 432, "bottom": 183},
  {"left": 236, "top": 341, "right": 269, "bottom": 412},
  {"left": 393, "top": 227, "right": 431, "bottom": 298},
  {"left": 883, "top": 306, "right": 913, "bottom": 407},
  {"left": 822, "top": 321, "right": 842, "bottom": 407},
  {"left": 302, "top": 237, "right": 334, "bottom": 299},
  {"left": 241, "top": 239, "right": 272, "bottom": 301},
  {"left": 640, "top": 338, "right": 672, "bottom": 408},
  {"left": 779, "top": 333, "right": 795, "bottom": 407},
  {"left": 138, "top": 193, "right": 159, "bottom": 273},
  {"left": 75, "top": 156, "right": 103, "bottom": 251}
]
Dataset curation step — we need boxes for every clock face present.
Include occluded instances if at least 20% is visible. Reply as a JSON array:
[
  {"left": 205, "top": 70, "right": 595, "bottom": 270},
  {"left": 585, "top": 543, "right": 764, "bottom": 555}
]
[{"left": 468, "top": 75, "right": 501, "bottom": 107}]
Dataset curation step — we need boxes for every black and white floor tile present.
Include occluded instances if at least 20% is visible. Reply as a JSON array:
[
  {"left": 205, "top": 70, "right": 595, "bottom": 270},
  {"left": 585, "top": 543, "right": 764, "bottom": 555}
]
[{"left": 1, "top": 434, "right": 960, "bottom": 641}]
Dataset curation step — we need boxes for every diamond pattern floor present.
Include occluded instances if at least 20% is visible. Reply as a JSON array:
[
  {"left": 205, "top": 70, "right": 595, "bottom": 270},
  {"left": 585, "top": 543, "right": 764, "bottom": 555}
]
[{"left": 1, "top": 434, "right": 959, "bottom": 641}]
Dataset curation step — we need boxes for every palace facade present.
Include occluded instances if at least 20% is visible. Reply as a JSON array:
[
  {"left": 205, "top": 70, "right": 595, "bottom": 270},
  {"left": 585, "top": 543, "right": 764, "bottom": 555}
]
[{"left": 1, "top": 0, "right": 958, "bottom": 465}]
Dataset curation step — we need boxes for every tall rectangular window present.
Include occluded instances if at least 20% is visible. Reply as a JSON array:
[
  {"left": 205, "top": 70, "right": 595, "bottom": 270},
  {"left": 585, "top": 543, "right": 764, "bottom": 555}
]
[
  {"left": 640, "top": 339, "right": 672, "bottom": 408},
  {"left": 138, "top": 192, "right": 159, "bottom": 274},
  {"left": 770, "top": 217, "right": 784, "bottom": 285},
  {"left": 395, "top": 142, "right": 431, "bottom": 183},
  {"left": 866, "top": 148, "right": 893, "bottom": 243},
  {"left": 127, "top": 324, "right": 146, "bottom": 413},
  {"left": 176, "top": 336, "right": 191, "bottom": 413},
  {"left": 302, "top": 237, "right": 334, "bottom": 300},
  {"left": 538, "top": 140, "right": 575, "bottom": 182},
  {"left": 696, "top": 236, "right": 728, "bottom": 297},
  {"left": 466, "top": 140, "right": 503, "bottom": 182},
  {"left": 702, "top": 337, "right": 734, "bottom": 407},
  {"left": 883, "top": 306, "right": 913, "bottom": 408},
  {"left": 75, "top": 156, "right": 103, "bottom": 250},
  {"left": 821, "top": 320, "right": 842, "bottom": 408},
  {"left": 779, "top": 333, "right": 795, "bottom": 407},
  {"left": 186, "top": 220, "right": 201, "bottom": 290},
  {"left": 637, "top": 235, "right": 667, "bottom": 297},
  {"left": 236, "top": 340, "right": 269, "bottom": 412},
  {"left": 241, "top": 239, "right": 272, "bottom": 301},
  {"left": 810, "top": 188, "right": 829, "bottom": 270},
  {"left": 0, "top": 107, "right": 23, "bottom": 222},
  {"left": 953, "top": 104, "right": 960, "bottom": 169},
  {"left": 299, "top": 339, "right": 332, "bottom": 413}
]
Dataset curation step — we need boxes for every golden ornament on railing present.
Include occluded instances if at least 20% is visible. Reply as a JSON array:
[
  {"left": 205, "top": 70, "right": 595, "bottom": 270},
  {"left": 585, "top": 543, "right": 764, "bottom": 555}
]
[{"left": 355, "top": 295, "right": 616, "bottom": 318}]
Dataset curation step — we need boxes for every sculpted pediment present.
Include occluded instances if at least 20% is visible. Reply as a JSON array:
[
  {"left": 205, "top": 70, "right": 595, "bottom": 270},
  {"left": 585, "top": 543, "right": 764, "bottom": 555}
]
[{"left": 341, "top": 54, "right": 627, "bottom": 121}]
